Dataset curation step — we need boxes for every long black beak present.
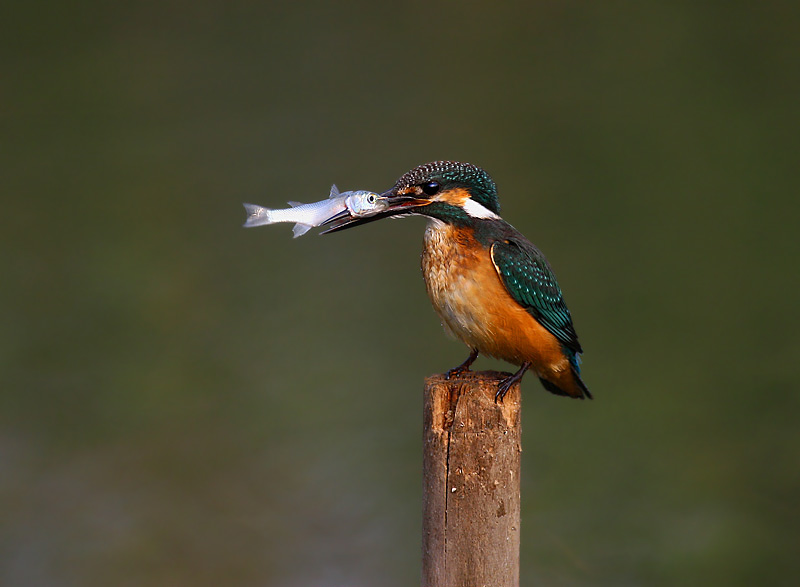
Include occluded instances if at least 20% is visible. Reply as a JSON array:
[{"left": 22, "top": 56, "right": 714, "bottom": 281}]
[{"left": 319, "top": 190, "right": 428, "bottom": 235}]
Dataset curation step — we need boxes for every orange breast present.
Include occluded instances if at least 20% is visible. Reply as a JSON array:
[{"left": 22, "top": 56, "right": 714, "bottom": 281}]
[{"left": 421, "top": 222, "right": 570, "bottom": 378}]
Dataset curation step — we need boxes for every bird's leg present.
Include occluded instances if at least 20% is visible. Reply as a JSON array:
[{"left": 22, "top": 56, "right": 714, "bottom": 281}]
[
  {"left": 445, "top": 348, "right": 479, "bottom": 380},
  {"left": 495, "top": 362, "right": 531, "bottom": 403}
]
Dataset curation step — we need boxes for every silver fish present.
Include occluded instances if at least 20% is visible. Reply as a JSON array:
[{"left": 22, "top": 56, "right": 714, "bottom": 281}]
[
  {"left": 339, "top": 189, "right": 389, "bottom": 221},
  {"left": 243, "top": 185, "right": 385, "bottom": 238},
  {"left": 345, "top": 190, "right": 389, "bottom": 216}
]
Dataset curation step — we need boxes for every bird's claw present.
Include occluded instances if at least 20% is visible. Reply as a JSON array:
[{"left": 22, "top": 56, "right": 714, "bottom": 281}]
[
  {"left": 445, "top": 365, "right": 470, "bottom": 380},
  {"left": 445, "top": 349, "right": 480, "bottom": 380},
  {"left": 494, "top": 361, "right": 531, "bottom": 403},
  {"left": 494, "top": 379, "right": 514, "bottom": 403}
]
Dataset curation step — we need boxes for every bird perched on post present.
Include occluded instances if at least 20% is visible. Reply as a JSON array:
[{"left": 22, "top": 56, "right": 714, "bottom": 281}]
[{"left": 323, "top": 161, "right": 591, "bottom": 402}]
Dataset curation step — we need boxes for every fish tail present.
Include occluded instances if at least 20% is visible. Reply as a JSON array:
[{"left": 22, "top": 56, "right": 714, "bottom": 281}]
[{"left": 242, "top": 203, "right": 275, "bottom": 227}]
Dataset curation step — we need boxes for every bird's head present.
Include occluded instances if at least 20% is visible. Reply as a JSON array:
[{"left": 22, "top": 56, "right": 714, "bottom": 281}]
[{"left": 322, "top": 161, "right": 501, "bottom": 233}]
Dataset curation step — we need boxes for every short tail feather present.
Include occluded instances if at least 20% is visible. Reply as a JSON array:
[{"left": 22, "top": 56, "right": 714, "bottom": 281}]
[{"left": 539, "top": 366, "right": 592, "bottom": 400}]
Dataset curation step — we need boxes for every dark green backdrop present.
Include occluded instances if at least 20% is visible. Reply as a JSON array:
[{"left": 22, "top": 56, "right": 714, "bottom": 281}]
[{"left": 3, "top": 1, "right": 798, "bottom": 585}]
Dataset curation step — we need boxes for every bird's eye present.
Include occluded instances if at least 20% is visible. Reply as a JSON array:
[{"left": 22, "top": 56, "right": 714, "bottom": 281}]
[{"left": 421, "top": 181, "right": 440, "bottom": 196}]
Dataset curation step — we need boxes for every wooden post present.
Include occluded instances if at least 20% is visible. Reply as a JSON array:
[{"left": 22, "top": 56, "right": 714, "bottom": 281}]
[{"left": 422, "top": 370, "right": 522, "bottom": 587}]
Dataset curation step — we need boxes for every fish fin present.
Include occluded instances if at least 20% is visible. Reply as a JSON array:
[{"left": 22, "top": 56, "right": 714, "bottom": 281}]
[
  {"left": 329, "top": 184, "right": 340, "bottom": 198},
  {"left": 292, "top": 223, "right": 312, "bottom": 238},
  {"left": 287, "top": 201, "right": 304, "bottom": 208},
  {"left": 242, "top": 203, "right": 273, "bottom": 227}
]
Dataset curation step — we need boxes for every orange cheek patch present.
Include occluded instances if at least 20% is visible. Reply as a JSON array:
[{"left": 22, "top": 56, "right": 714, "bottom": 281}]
[{"left": 434, "top": 188, "right": 470, "bottom": 207}]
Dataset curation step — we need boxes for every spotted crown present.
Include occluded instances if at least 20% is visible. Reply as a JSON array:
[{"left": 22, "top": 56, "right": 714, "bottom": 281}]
[{"left": 393, "top": 161, "right": 500, "bottom": 214}]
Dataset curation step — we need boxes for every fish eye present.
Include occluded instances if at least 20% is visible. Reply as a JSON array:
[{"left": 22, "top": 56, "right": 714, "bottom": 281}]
[
  {"left": 367, "top": 194, "right": 376, "bottom": 204},
  {"left": 421, "top": 181, "right": 440, "bottom": 196}
]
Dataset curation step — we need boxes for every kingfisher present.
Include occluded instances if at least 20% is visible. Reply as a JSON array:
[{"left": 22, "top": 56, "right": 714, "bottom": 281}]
[{"left": 323, "top": 161, "right": 591, "bottom": 402}]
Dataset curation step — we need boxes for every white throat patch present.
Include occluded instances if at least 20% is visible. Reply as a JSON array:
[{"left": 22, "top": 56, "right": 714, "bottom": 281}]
[{"left": 462, "top": 198, "right": 501, "bottom": 220}]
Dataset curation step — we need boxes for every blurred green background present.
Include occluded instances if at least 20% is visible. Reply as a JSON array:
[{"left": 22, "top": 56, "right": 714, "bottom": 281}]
[{"left": 3, "top": 1, "right": 798, "bottom": 585}]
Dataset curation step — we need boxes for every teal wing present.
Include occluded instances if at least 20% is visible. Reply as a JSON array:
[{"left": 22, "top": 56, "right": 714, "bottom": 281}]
[{"left": 490, "top": 239, "right": 583, "bottom": 356}]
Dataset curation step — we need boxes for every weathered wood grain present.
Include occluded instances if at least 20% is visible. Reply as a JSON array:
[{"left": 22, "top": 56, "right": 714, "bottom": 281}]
[{"left": 422, "top": 371, "right": 522, "bottom": 587}]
